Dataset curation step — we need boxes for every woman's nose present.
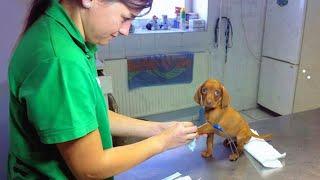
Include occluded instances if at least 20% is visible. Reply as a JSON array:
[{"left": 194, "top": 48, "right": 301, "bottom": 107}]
[
  {"left": 111, "top": 31, "right": 119, "bottom": 37},
  {"left": 119, "top": 21, "right": 132, "bottom": 36}
]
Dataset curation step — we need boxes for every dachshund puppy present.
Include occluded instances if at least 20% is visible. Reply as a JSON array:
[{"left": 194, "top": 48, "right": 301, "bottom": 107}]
[{"left": 195, "top": 79, "right": 272, "bottom": 161}]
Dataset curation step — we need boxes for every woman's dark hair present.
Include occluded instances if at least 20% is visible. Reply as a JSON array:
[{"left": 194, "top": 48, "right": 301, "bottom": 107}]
[
  {"left": 23, "top": 0, "right": 153, "bottom": 33},
  {"left": 119, "top": 0, "right": 153, "bottom": 16},
  {"left": 23, "top": 0, "right": 51, "bottom": 33}
]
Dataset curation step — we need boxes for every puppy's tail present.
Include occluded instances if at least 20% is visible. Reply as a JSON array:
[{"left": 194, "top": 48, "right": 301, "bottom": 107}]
[{"left": 250, "top": 132, "right": 272, "bottom": 141}]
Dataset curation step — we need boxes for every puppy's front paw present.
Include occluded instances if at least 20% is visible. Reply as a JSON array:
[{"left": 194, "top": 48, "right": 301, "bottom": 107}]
[
  {"left": 229, "top": 153, "right": 239, "bottom": 161},
  {"left": 201, "top": 150, "right": 213, "bottom": 158}
]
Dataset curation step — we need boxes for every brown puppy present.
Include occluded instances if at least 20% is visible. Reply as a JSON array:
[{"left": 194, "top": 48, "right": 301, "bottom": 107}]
[{"left": 195, "top": 79, "right": 272, "bottom": 161}]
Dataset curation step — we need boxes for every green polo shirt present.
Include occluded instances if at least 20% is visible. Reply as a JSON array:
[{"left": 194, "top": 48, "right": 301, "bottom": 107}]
[{"left": 7, "top": 0, "right": 113, "bottom": 179}]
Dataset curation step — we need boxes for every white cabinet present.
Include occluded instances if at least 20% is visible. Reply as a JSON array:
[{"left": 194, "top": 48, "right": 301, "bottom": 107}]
[
  {"left": 258, "top": 57, "right": 298, "bottom": 115},
  {"left": 262, "top": 0, "right": 306, "bottom": 64},
  {"left": 293, "top": 0, "right": 320, "bottom": 113},
  {"left": 259, "top": 0, "right": 320, "bottom": 115}
]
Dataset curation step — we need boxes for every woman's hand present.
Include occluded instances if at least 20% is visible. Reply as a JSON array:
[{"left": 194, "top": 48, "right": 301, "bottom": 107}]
[
  {"left": 156, "top": 122, "right": 198, "bottom": 151},
  {"left": 157, "top": 121, "right": 178, "bottom": 132}
]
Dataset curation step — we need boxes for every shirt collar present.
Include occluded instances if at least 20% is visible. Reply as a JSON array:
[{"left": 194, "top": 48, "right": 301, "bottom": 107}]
[{"left": 45, "top": 0, "right": 97, "bottom": 53}]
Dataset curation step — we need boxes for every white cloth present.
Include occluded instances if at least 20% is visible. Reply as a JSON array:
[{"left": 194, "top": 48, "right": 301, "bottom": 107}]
[
  {"left": 175, "top": 176, "right": 192, "bottom": 180},
  {"left": 162, "top": 172, "right": 182, "bottom": 180},
  {"left": 187, "top": 138, "right": 196, "bottom": 151},
  {"left": 161, "top": 172, "right": 192, "bottom": 180},
  {"left": 244, "top": 129, "right": 286, "bottom": 168}
]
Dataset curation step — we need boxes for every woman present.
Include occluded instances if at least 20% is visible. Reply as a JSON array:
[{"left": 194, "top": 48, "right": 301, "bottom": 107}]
[{"left": 7, "top": 0, "right": 198, "bottom": 179}]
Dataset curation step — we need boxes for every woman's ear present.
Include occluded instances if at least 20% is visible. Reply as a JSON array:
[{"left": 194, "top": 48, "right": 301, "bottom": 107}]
[
  {"left": 221, "top": 85, "right": 230, "bottom": 108},
  {"left": 194, "top": 84, "right": 203, "bottom": 105},
  {"left": 82, "top": 0, "right": 93, "bottom": 9}
]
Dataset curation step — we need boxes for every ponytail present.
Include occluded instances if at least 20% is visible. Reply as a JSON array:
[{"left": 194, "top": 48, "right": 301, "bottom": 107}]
[{"left": 23, "top": 0, "right": 51, "bottom": 33}]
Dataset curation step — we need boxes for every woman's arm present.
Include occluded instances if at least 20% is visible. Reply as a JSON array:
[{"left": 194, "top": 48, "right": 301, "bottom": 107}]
[
  {"left": 108, "top": 110, "right": 174, "bottom": 138},
  {"left": 57, "top": 122, "right": 197, "bottom": 179}
]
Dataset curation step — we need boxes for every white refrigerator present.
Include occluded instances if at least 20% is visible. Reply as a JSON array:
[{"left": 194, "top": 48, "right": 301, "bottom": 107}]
[{"left": 258, "top": 0, "right": 307, "bottom": 115}]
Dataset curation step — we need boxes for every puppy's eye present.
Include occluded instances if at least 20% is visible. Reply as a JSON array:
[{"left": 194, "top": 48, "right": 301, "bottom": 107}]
[
  {"left": 214, "top": 90, "right": 221, "bottom": 97},
  {"left": 201, "top": 87, "right": 208, "bottom": 94}
]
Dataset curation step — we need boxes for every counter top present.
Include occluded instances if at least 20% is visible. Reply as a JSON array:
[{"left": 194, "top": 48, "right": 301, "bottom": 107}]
[{"left": 116, "top": 108, "right": 320, "bottom": 180}]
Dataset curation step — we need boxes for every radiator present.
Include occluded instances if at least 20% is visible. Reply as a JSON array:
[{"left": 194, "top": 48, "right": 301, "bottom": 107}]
[{"left": 103, "top": 52, "right": 211, "bottom": 117}]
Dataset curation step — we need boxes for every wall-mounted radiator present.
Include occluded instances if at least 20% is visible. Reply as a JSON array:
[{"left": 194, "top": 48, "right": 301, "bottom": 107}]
[{"left": 103, "top": 52, "right": 210, "bottom": 117}]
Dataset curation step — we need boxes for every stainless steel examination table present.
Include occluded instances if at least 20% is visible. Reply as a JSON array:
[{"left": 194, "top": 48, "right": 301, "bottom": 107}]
[{"left": 116, "top": 108, "right": 320, "bottom": 180}]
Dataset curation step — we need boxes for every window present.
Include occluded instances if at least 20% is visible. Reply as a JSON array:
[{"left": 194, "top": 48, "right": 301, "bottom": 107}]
[
  {"left": 131, "top": 0, "right": 208, "bottom": 34},
  {"left": 136, "top": 0, "right": 186, "bottom": 19}
]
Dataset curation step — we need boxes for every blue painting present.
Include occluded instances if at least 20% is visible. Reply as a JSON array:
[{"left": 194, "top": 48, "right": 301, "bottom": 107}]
[{"left": 127, "top": 52, "right": 194, "bottom": 90}]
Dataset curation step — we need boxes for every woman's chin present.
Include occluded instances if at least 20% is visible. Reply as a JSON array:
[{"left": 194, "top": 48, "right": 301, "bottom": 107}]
[{"left": 97, "top": 37, "right": 112, "bottom": 45}]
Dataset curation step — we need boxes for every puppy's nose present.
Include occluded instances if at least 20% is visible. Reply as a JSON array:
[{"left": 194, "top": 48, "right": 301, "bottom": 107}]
[{"left": 206, "top": 99, "right": 212, "bottom": 105}]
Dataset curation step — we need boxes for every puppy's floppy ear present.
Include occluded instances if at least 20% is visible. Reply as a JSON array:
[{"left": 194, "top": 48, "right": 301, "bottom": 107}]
[
  {"left": 194, "top": 84, "right": 203, "bottom": 105},
  {"left": 221, "top": 85, "right": 230, "bottom": 108}
]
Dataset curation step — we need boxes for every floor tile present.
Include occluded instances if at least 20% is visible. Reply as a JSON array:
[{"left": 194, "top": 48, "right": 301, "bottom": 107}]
[
  {"left": 241, "top": 108, "right": 276, "bottom": 121},
  {"left": 240, "top": 112, "right": 256, "bottom": 123}
]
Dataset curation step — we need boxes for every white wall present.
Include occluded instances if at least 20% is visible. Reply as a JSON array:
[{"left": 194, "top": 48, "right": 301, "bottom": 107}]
[
  {"left": 0, "top": 0, "right": 29, "bottom": 178},
  {"left": 211, "top": 0, "right": 266, "bottom": 110},
  {"left": 98, "top": 0, "right": 266, "bottom": 112}
]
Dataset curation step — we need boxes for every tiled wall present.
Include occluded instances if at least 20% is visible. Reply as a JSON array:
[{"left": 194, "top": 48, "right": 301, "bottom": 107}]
[
  {"left": 212, "top": 0, "right": 267, "bottom": 110},
  {"left": 97, "top": 31, "right": 212, "bottom": 59},
  {"left": 98, "top": 0, "right": 267, "bottom": 111}
]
